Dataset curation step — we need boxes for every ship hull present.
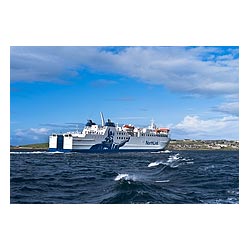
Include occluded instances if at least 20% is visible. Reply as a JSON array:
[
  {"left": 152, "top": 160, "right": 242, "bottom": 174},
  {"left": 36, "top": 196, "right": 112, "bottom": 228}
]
[{"left": 48, "top": 136, "right": 170, "bottom": 153}]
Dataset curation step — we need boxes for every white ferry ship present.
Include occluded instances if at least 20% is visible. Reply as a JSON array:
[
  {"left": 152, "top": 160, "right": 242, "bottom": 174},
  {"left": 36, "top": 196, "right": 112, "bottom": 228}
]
[{"left": 49, "top": 113, "right": 170, "bottom": 152}]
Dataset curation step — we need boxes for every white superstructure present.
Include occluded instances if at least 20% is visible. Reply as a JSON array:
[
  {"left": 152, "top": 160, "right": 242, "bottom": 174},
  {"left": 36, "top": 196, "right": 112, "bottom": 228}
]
[{"left": 49, "top": 113, "right": 170, "bottom": 152}]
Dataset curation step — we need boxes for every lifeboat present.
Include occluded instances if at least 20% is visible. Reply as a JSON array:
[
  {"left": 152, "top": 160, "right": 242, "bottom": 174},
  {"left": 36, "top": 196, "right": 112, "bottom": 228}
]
[
  {"left": 155, "top": 128, "right": 170, "bottom": 133},
  {"left": 123, "top": 124, "right": 135, "bottom": 129}
]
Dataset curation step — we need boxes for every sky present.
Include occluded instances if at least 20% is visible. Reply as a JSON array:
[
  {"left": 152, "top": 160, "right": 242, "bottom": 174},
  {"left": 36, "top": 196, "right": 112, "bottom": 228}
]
[{"left": 10, "top": 46, "right": 239, "bottom": 145}]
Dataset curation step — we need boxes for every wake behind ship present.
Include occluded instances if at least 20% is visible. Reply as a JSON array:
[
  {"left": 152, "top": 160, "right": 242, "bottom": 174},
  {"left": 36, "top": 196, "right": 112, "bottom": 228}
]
[{"left": 49, "top": 113, "right": 170, "bottom": 152}]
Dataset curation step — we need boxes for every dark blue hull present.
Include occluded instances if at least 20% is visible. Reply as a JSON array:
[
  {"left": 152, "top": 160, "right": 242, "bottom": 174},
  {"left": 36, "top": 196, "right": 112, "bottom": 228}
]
[{"left": 48, "top": 148, "right": 163, "bottom": 153}]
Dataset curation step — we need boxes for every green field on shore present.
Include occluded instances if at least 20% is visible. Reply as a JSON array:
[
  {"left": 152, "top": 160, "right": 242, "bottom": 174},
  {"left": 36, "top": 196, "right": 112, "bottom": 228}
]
[{"left": 11, "top": 143, "right": 49, "bottom": 149}]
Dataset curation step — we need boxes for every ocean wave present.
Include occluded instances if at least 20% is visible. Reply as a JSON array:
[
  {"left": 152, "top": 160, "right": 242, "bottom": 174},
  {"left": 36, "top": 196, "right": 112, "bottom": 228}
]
[
  {"left": 148, "top": 154, "right": 182, "bottom": 168},
  {"left": 10, "top": 150, "right": 239, "bottom": 204},
  {"left": 167, "top": 153, "right": 180, "bottom": 163},
  {"left": 205, "top": 197, "right": 239, "bottom": 204},
  {"left": 114, "top": 173, "right": 137, "bottom": 182},
  {"left": 147, "top": 161, "right": 165, "bottom": 167},
  {"left": 10, "top": 151, "right": 46, "bottom": 154},
  {"left": 151, "top": 150, "right": 171, "bottom": 154},
  {"left": 10, "top": 151, "right": 68, "bottom": 155},
  {"left": 155, "top": 179, "right": 170, "bottom": 183}
]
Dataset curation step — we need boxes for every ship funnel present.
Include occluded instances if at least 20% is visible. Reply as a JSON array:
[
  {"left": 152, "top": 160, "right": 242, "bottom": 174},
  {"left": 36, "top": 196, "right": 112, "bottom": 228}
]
[{"left": 100, "top": 112, "right": 105, "bottom": 126}]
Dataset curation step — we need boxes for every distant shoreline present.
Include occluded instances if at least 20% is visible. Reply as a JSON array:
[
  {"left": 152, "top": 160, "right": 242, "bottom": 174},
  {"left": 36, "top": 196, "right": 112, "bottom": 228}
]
[
  {"left": 168, "top": 139, "right": 239, "bottom": 151},
  {"left": 10, "top": 139, "right": 239, "bottom": 151},
  {"left": 10, "top": 147, "right": 48, "bottom": 152}
]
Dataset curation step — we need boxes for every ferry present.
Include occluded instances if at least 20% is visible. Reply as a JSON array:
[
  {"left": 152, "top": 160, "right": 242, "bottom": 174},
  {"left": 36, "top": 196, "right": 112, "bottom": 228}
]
[{"left": 48, "top": 113, "right": 170, "bottom": 152}]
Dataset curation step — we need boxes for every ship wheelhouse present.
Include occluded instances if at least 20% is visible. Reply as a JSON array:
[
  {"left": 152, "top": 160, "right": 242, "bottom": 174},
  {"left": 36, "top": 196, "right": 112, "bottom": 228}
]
[
  {"left": 86, "top": 120, "right": 96, "bottom": 127},
  {"left": 105, "top": 119, "right": 115, "bottom": 127}
]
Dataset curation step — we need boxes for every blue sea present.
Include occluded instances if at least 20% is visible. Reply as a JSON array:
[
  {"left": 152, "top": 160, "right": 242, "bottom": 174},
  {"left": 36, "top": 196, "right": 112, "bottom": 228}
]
[{"left": 10, "top": 150, "right": 239, "bottom": 204}]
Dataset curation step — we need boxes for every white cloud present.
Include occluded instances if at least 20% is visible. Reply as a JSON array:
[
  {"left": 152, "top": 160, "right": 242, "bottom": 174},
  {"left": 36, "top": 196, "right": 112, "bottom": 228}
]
[
  {"left": 10, "top": 46, "right": 239, "bottom": 96},
  {"left": 212, "top": 102, "right": 239, "bottom": 116},
  {"left": 30, "top": 128, "right": 50, "bottom": 134},
  {"left": 14, "top": 127, "right": 51, "bottom": 145},
  {"left": 173, "top": 115, "right": 238, "bottom": 139}
]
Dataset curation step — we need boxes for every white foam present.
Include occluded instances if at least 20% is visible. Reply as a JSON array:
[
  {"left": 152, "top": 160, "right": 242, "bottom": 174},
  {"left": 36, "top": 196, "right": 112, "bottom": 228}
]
[
  {"left": 114, "top": 173, "right": 137, "bottom": 181},
  {"left": 203, "top": 165, "right": 215, "bottom": 171},
  {"left": 10, "top": 151, "right": 46, "bottom": 154},
  {"left": 148, "top": 161, "right": 162, "bottom": 167},
  {"left": 155, "top": 180, "right": 170, "bottom": 183},
  {"left": 10, "top": 151, "right": 67, "bottom": 155},
  {"left": 186, "top": 161, "right": 194, "bottom": 164},
  {"left": 167, "top": 153, "right": 180, "bottom": 163},
  {"left": 151, "top": 150, "right": 171, "bottom": 154}
]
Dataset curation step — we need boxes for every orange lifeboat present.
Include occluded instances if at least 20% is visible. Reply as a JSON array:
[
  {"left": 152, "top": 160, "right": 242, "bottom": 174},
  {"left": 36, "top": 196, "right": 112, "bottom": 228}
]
[
  {"left": 155, "top": 128, "right": 170, "bottom": 133},
  {"left": 123, "top": 124, "right": 135, "bottom": 129}
]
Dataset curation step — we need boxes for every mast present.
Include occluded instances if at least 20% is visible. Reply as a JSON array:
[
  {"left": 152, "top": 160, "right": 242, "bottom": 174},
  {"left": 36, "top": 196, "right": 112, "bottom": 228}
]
[
  {"left": 100, "top": 112, "right": 105, "bottom": 126},
  {"left": 150, "top": 118, "right": 156, "bottom": 129}
]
